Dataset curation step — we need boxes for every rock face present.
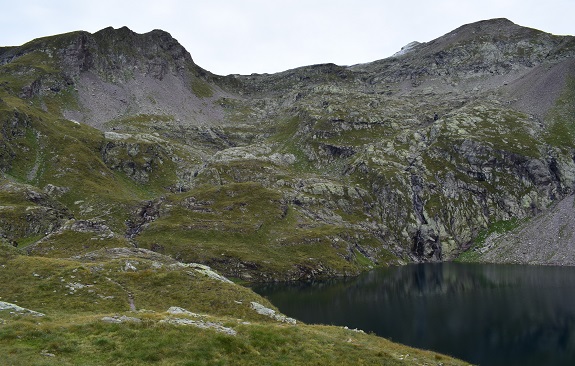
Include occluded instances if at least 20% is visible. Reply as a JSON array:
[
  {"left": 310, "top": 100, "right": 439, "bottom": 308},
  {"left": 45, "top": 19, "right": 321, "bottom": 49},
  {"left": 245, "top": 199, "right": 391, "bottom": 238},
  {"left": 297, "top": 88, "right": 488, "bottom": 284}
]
[{"left": 1, "top": 19, "right": 575, "bottom": 279}]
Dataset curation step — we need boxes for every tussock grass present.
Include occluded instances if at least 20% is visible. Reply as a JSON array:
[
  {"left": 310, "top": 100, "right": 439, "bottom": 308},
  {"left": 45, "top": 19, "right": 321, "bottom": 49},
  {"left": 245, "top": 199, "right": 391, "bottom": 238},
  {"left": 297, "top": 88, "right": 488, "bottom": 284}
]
[{"left": 0, "top": 311, "right": 469, "bottom": 366}]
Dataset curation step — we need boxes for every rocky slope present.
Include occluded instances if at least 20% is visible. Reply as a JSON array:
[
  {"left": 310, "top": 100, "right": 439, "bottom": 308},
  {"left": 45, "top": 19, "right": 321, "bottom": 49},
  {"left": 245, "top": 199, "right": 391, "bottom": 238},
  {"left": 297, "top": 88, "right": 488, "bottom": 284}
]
[
  {"left": 1, "top": 18, "right": 575, "bottom": 283},
  {"left": 462, "top": 193, "right": 575, "bottom": 265}
]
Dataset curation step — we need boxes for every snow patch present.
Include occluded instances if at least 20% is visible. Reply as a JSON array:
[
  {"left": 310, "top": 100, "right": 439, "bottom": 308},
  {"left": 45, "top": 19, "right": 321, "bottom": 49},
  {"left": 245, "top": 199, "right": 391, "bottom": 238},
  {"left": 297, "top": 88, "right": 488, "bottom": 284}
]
[{"left": 392, "top": 41, "right": 421, "bottom": 57}]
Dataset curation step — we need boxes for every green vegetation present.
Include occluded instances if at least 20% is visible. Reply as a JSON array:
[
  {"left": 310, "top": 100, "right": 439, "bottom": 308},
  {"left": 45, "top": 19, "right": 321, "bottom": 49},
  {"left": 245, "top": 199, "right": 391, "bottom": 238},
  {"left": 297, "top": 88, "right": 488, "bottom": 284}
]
[
  {"left": 0, "top": 51, "right": 58, "bottom": 92},
  {"left": 456, "top": 218, "right": 521, "bottom": 262},
  {"left": 0, "top": 319, "right": 467, "bottom": 365},
  {"left": 135, "top": 182, "right": 385, "bottom": 280},
  {"left": 0, "top": 249, "right": 468, "bottom": 365},
  {"left": 191, "top": 78, "right": 214, "bottom": 98},
  {"left": 544, "top": 77, "right": 575, "bottom": 149},
  {"left": 475, "top": 218, "right": 522, "bottom": 246},
  {"left": 27, "top": 231, "right": 132, "bottom": 258}
]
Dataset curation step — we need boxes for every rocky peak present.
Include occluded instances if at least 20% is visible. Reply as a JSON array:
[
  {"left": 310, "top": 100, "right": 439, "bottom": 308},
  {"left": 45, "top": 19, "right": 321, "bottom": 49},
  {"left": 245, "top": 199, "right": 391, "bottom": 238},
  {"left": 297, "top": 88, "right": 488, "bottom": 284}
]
[
  {"left": 441, "top": 18, "right": 528, "bottom": 41},
  {"left": 92, "top": 26, "right": 192, "bottom": 63},
  {"left": 0, "top": 26, "right": 220, "bottom": 129},
  {"left": 61, "top": 26, "right": 201, "bottom": 80},
  {"left": 352, "top": 18, "right": 574, "bottom": 86},
  {"left": 0, "top": 26, "right": 205, "bottom": 82}
]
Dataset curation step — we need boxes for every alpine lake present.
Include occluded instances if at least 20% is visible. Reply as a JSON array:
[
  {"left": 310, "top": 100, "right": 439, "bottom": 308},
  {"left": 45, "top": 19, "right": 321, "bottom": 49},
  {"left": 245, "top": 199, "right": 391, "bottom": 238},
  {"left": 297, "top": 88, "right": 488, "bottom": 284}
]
[{"left": 252, "top": 263, "right": 575, "bottom": 365}]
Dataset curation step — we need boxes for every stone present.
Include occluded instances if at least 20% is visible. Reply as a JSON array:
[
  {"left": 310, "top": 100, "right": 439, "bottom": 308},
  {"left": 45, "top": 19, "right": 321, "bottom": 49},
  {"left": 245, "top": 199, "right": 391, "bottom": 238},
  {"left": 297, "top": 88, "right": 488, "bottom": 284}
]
[
  {"left": 185, "top": 263, "right": 234, "bottom": 284},
  {"left": 101, "top": 315, "right": 141, "bottom": 324},
  {"left": 167, "top": 306, "right": 200, "bottom": 317},
  {"left": 250, "top": 302, "right": 297, "bottom": 324},
  {"left": 0, "top": 301, "right": 45, "bottom": 317},
  {"left": 160, "top": 317, "right": 237, "bottom": 336}
]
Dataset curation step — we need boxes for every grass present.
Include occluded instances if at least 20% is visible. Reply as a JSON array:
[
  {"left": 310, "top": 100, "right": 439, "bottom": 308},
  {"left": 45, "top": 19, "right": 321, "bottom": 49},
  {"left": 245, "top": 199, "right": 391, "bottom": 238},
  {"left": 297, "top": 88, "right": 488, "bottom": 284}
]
[
  {"left": 0, "top": 101, "right": 181, "bottom": 233},
  {"left": 191, "top": 77, "right": 214, "bottom": 98},
  {"left": 3, "top": 24, "right": 575, "bottom": 365},
  {"left": 544, "top": 76, "right": 575, "bottom": 149},
  {"left": 268, "top": 116, "right": 320, "bottom": 173},
  {"left": 27, "top": 231, "right": 132, "bottom": 258},
  {"left": 0, "top": 51, "right": 58, "bottom": 93},
  {"left": 101, "top": 136, "right": 179, "bottom": 189},
  {"left": 0, "top": 252, "right": 468, "bottom": 366},
  {"left": 475, "top": 218, "right": 521, "bottom": 246},
  {"left": 0, "top": 176, "right": 70, "bottom": 243},
  {"left": 0, "top": 253, "right": 269, "bottom": 318},
  {"left": 134, "top": 182, "right": 391, "bottom": 280},
  {"left": 434, "top": 103, "right": 542, "bottom": 159},
  {"left": 0, "top": 249, "right": 470, "bottom": 365},
  {"left": 0, "top": 316, "right": 469, "bottom": 365}
]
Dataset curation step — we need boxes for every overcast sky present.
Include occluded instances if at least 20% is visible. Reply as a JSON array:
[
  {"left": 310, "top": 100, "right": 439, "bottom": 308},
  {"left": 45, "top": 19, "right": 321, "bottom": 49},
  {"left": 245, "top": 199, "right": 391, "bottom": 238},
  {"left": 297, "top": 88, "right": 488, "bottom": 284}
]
[{"left": 1, "top": 0, "right": 574, "bottom": 75}]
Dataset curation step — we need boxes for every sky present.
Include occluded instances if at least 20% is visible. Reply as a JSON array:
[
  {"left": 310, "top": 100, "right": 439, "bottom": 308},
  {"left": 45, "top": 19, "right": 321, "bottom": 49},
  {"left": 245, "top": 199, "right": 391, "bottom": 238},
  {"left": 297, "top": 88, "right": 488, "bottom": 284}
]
[{"left": 1, "top": 0, "right": 574, "bottom": 76}]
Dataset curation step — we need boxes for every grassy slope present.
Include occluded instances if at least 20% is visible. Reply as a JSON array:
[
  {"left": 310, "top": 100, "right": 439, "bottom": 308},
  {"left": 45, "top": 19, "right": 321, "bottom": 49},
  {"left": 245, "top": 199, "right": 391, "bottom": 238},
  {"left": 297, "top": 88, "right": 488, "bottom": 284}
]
[
  {"left": 0, "top": 245, "right": 469, "bottom": 365},
  {"left": 135, "top": 182, "right": 386, "bottom": 280},
  {"left": 0, "top": 44, "right": 384, "bottom": 279},
  {"left": 4, "top": 25, "right": 573, "bottom": 276}
]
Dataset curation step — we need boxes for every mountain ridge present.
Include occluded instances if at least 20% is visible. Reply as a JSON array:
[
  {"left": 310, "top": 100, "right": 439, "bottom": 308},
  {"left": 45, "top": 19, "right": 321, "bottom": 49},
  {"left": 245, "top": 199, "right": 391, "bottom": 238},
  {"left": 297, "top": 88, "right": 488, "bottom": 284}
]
[{"left": 1, "top": 18, "right": 574, "bottom": 281}]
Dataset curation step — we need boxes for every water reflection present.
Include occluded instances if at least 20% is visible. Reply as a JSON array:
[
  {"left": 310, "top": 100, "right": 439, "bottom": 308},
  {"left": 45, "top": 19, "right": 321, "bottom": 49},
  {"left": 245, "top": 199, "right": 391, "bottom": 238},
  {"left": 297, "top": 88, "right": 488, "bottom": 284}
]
[{"left": 253, "top": 263, "right": 575, "bottom": 366}]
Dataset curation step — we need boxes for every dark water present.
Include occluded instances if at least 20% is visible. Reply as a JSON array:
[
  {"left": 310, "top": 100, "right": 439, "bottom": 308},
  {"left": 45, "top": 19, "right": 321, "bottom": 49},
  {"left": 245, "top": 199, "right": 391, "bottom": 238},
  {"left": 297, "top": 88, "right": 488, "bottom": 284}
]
[{"left": 252, "top": 263, "right": 575, "bottom": 365}]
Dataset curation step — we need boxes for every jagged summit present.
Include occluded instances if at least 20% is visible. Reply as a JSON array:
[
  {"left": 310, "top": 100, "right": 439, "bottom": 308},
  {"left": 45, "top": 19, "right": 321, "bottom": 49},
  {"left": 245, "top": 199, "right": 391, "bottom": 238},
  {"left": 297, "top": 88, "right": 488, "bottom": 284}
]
[
  {"left": 388, "top": 18, "right": 524, "bottom": 59},
  {"left": 91, "top": 25, "right": 192, "bottom": 60},
  {"left": 1, "top": 25, "right": 204, "bottom": 76},
  {"left": 0, "top": 25, "right": 220, "bottom": 129}
]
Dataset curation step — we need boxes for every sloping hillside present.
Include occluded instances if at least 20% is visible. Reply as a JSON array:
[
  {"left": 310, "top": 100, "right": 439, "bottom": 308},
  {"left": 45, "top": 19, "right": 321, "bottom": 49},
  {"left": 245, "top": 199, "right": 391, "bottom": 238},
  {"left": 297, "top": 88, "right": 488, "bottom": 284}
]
[{"left": 461, "top": 193, "right": 575, "bottom": 265}]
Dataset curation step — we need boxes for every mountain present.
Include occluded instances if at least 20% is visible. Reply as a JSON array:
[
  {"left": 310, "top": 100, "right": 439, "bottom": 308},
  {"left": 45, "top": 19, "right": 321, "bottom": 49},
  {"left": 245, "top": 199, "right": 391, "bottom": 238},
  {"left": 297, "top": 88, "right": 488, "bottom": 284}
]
[
  {"left": 1, "top": 17, "right": 574, "bottom": 364},
  {"left": 2, "top": 18, "right": 575, "bottom": 277},
  {"left": 1, "top": 18, "right": 575, "bottom": 282}
]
